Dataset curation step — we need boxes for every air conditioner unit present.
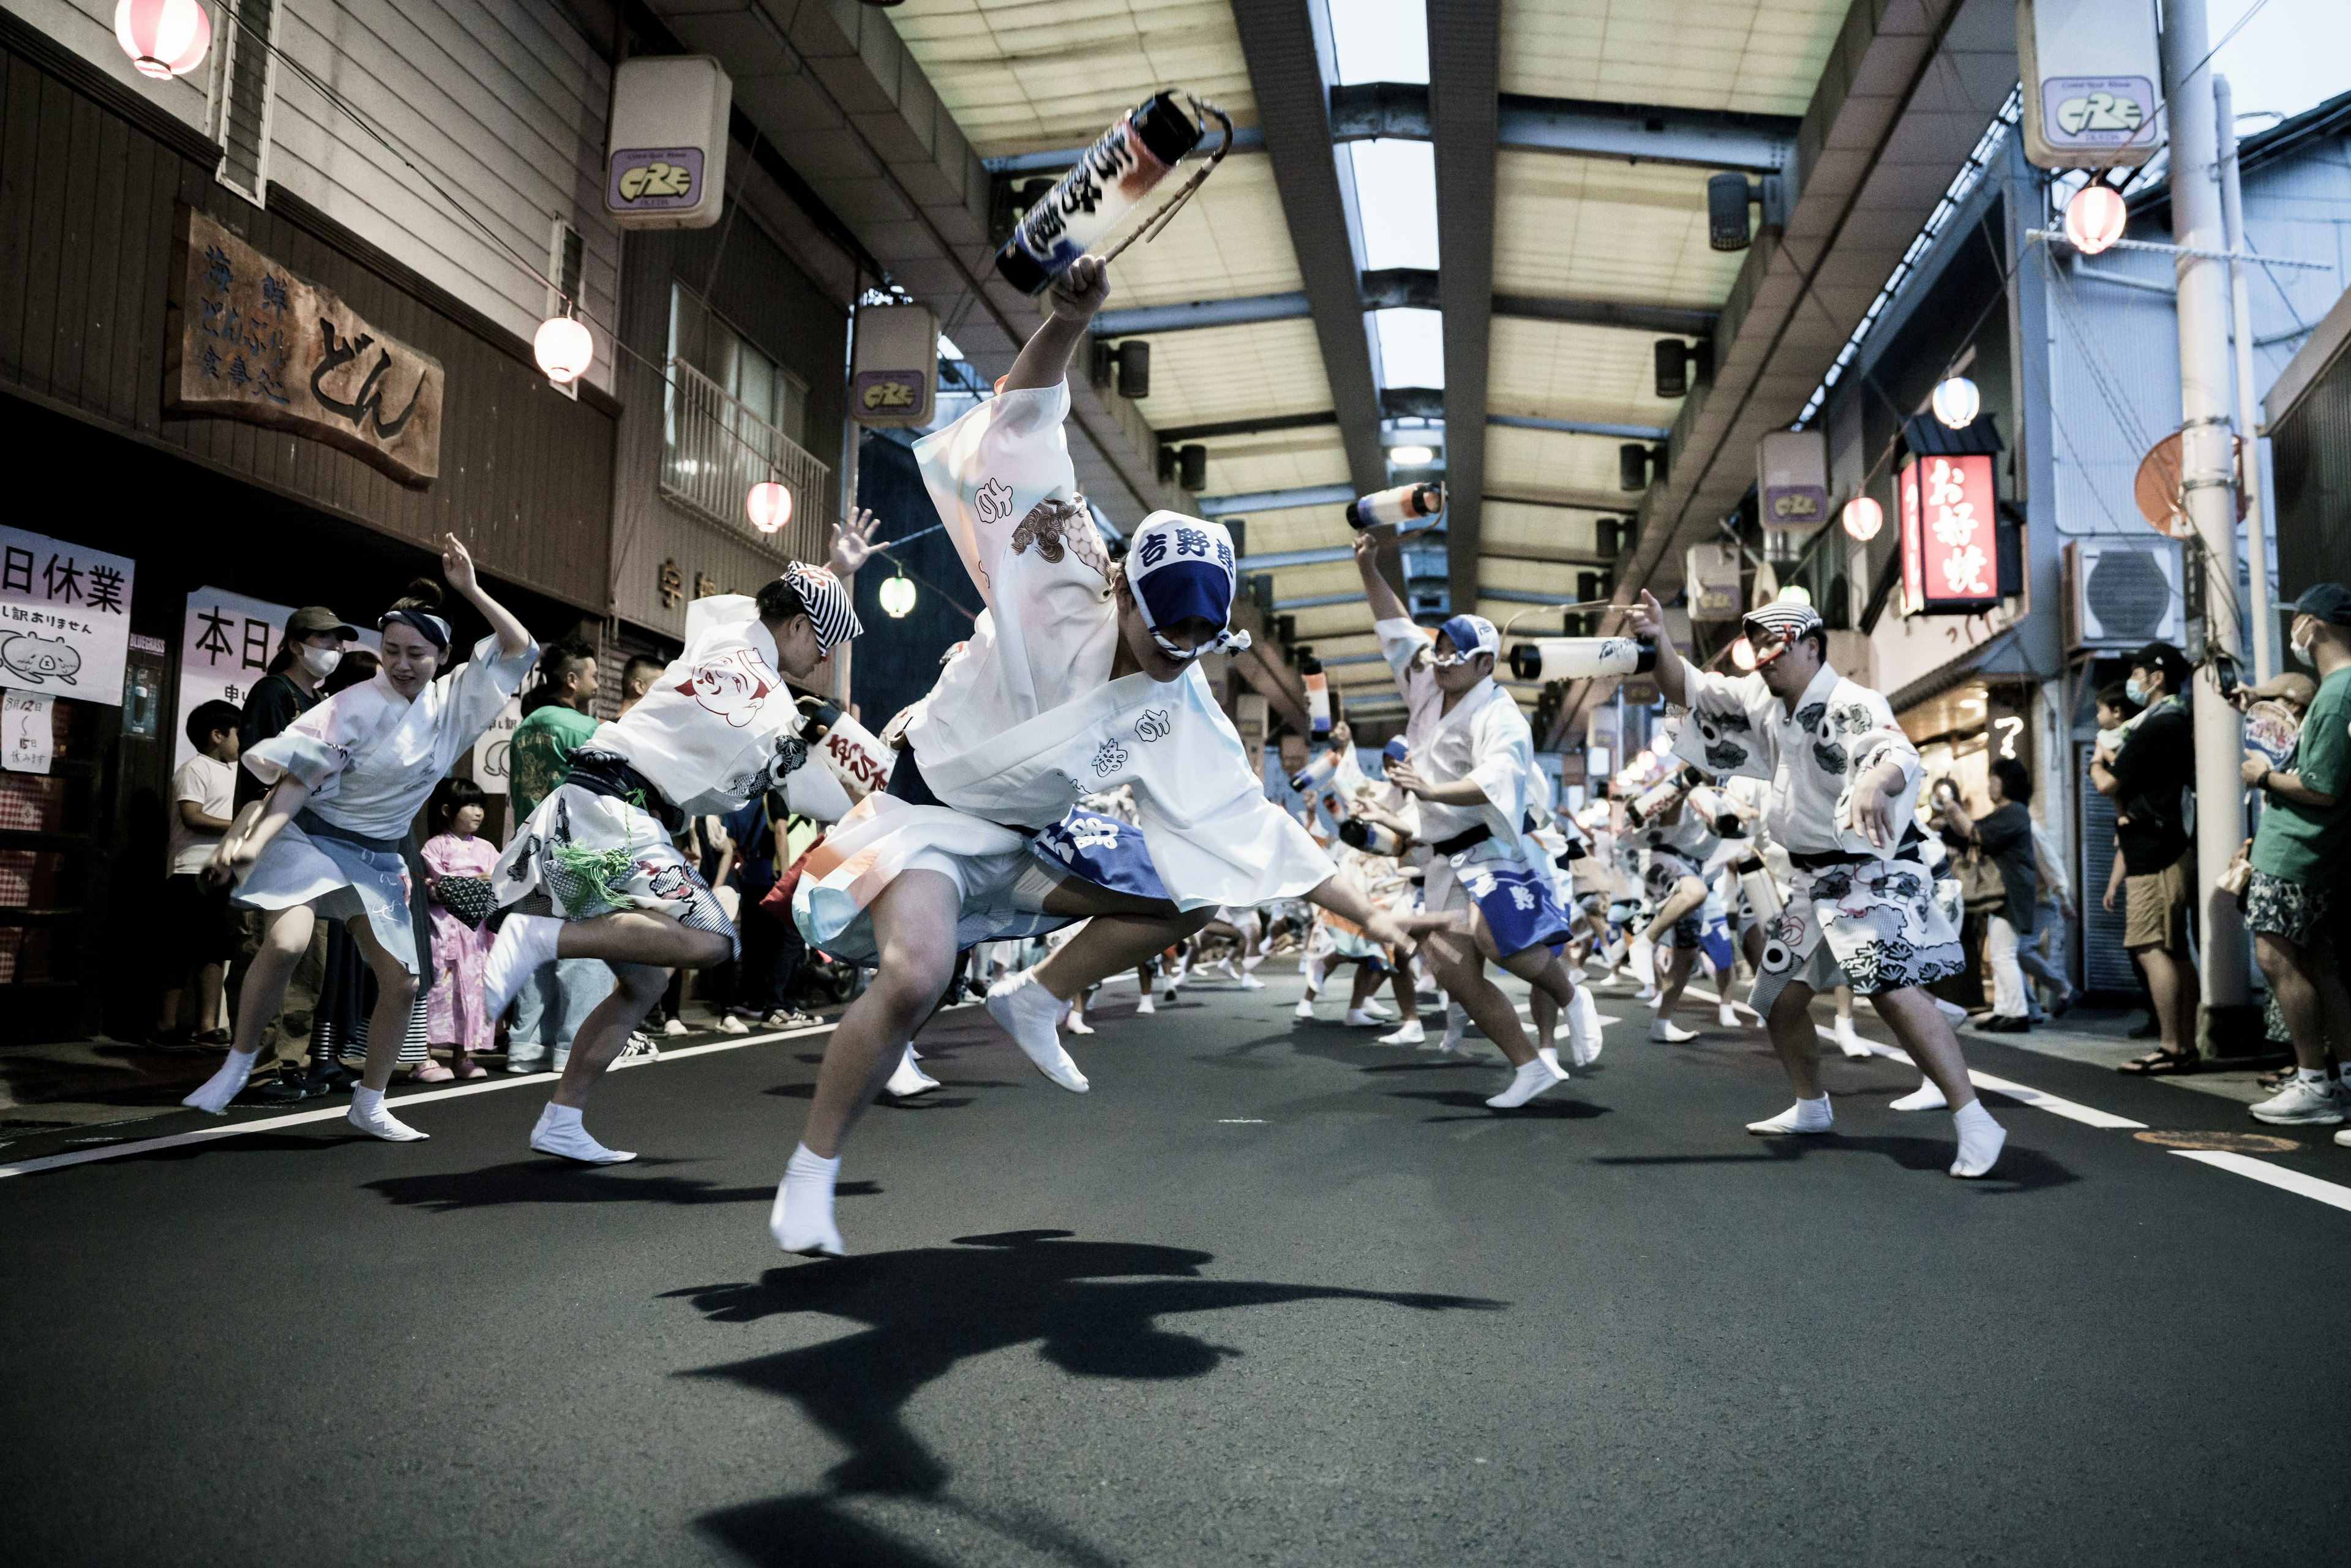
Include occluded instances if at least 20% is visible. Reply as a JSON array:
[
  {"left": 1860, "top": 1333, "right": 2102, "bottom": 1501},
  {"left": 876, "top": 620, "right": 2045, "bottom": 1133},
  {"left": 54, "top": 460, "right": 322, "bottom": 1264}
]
[{"left": 2063, "top": 538, "right": 2182, "bottom": 652}]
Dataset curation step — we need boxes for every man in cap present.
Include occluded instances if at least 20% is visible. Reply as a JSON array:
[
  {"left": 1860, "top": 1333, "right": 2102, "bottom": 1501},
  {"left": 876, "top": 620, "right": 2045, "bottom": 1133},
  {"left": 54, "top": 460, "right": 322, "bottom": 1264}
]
[
  {"left": 1352, "top": 532, "right": 1600, "bottom": 1108},
  {"left": 773, "top": 256, "right": 1414, "bottom": 1255},
  {"left": 2239, "top": 584, "right": 2351, "bottom": 1135},
  {"left": 1630, "top": 591, "right": 2007, "bottom": 1178},
  {"left": 2091, "top": 640, "right": 2200, "bottom": 1074},
  {"left": 482, "top": 525, "right": 880, "bottom": 1166}
]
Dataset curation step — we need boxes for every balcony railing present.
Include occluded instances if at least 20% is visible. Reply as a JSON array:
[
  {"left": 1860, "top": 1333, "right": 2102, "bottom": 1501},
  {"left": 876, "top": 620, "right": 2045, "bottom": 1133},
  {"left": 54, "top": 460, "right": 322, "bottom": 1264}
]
[{"left": 660, "top": 358, "right": 832, "bottom": 565}]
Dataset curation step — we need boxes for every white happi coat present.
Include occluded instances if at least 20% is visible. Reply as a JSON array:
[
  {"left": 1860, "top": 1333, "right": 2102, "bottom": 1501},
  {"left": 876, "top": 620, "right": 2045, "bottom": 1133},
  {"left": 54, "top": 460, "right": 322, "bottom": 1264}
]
[
  {"left": 1669, "top": 661, "right": 1923, "bottom": 857},
  {"left": 795, "top": 381, "right": 1332, "bottom": 956},
  {"left": 583, "top": 607, "right": 812, "bottom": 816},
  {"left": 1374, "top": 616, "right": 1547, "bottom": 909}
]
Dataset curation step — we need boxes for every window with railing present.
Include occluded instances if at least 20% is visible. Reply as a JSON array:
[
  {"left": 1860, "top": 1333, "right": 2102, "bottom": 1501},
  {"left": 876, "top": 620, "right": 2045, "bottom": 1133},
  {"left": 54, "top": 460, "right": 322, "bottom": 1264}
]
[{"left": 661, "top": 285, "right": 828, "bottom": 560}]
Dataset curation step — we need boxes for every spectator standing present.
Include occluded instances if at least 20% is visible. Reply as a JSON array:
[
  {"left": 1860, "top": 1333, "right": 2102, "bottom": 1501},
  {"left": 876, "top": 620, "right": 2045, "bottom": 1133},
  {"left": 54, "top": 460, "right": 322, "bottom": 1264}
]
[
  {"left": 501, "top": 637, "right": 613, "bottom": 1073},
  {"left": 151, "top": 700, "right": 243, "bottom": 1049},
  {"left": 421, "top": 779, "right": 500, "bottom": 1079},
  {"left": 718, "top": 790, "right": 816, "bottom": 1032},
  {"left": 617, "top": 653, "right": 665, "bottom": 718},
  {"left": 1938, "top": 758, "right": 2040, "bottom": 1032},
  {"left": 2240, "top": 585, "right": 2351, "bottom": 1133},
  {"left": 2094, "top": 643, "right": 2200, "bottom": 1073},
  {"left": 2019, "top": 812, "right": 2075, "bottom": 1019}
]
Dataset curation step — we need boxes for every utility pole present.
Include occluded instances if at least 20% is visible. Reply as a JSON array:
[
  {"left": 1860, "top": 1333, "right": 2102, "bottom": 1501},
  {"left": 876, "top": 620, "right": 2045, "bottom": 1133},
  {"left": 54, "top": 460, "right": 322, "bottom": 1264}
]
[
  {"left": 2163, "top": 0, "right": 2252, "bottom": 1029},
  {"left": 2214, "top": 74, "right": 2275, "bottom": 682}
]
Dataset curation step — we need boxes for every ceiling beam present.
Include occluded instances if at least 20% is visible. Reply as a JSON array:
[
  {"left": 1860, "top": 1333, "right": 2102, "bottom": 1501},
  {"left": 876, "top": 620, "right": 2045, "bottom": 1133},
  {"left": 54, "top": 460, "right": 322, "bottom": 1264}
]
[
  {"left": 1426, "top": 0, "right": 1499, "bottom": 623},
  {"left": 984, "top": 129, "right": 1267, "bottom": 174},
  {"left": 1200, "top": 482, "right": 1354, "bottom": 517},
  {"left": 1238, "top": 544, "right": 1355, "bottom": 571},
  {"left": 1156, "top": 411, "right": 1340, "bottom": 443},
  {"left": 1487, "top": 489, "right": 1641, "bottom": 513},
  {"left": 1091, "top": 292, "right": 1310, "bottom": 336},
  {"left": 1230, "top": 0, "right": 1388, "bottom": 493},
  {"left": 1330, "top": 81, "right": 1798, "bottom": 174},
  {"left": 1491, "top": 293, "right": 1717, "bottom": 337},
  {"left": 1480, "top": 546, "right": 1619, "bottom": 568},
  {"left": 1489, "top": 413, "right": 1671, "bottom": 441},
  {"left": 1097, "top": 276, "right": 1719, "bottom": 338}
]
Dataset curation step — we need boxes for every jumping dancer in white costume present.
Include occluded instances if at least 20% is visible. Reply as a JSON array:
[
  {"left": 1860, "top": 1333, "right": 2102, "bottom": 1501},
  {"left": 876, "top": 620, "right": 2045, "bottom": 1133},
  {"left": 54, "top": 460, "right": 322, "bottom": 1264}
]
[
  {"left": 480, "top": 519, "right": 882, "bottom": 1163},
  {"left": 1632, "top": 593, "right": 2006, "bottom": 1177},
  {"left": 776, "top": 257, "right": 1415, "bottom": 1255},
  {"left": 1350, "top": 534, "right": 1597, "bottom": 1107},
  {"left": 184, "top": 537, "right": 536, "bottom": 1139}
]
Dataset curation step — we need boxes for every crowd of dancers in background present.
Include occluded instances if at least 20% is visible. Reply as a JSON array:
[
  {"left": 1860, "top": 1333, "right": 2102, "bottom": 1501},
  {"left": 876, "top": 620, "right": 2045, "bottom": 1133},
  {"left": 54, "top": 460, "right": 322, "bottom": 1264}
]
[{"left": 171, "top": 255, "right": 2009, "bottom": 1263}]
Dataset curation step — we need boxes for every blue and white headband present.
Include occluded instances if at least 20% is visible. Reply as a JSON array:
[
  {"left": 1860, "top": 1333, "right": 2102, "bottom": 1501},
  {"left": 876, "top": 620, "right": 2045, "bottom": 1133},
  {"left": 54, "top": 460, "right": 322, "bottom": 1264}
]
[
  {"left": 378, "top": 607, "right": 452, "bottom": 648},
  {"left": 1127, "top": 512, "right": 1250, "bottom": 662},
  {"left": 1431, "top": 613, "right": 1498, "bottom": 667}
]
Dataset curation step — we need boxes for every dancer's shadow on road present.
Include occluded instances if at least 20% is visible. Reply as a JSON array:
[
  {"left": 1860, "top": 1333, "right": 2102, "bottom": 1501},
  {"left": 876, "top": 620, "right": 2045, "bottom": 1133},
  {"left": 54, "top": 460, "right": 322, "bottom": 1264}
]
[
  {"left": 1389, "top": 1089, "right": 1611, "bottom": 1122},
  {"left": 364, "top": 1160, "right": 881, "bottom": 1214},
  {"left": 669, "top": 1229, "right": 1502, "bottom": 1507},
  {"left": 1597, "top": 1134, "right": 2077, "bottom": 1190}
]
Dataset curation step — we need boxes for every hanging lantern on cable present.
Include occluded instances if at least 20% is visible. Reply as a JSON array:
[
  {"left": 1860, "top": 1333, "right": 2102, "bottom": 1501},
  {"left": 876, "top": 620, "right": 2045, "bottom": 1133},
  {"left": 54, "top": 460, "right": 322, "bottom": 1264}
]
[
  {"left": 1841, "top": 495, "right": 1883, "bottom": 542},
  {"left": 1930, "top": 374, "right": 1980, "bottom": 430},
  {"left": 745, "top": 480, "right": 792, "bottom": 535},
  {"left": 533, "top": 312, "right": 594, "bottom": 384},
  {"left": 1777, "top": 584, "right": 1812, "bottom": 607},
  {"left": 114, "top": 0, "right": 211, "bottom": 80},
  {"left": 878, "top": 571, "right": 917, "bottom": 620},
  {"left": 2064, "top": 184, "right": 2128, "bottom": 256},
  {"left": 1730, "top": 636, "right": 1758, "bottom": 672}
]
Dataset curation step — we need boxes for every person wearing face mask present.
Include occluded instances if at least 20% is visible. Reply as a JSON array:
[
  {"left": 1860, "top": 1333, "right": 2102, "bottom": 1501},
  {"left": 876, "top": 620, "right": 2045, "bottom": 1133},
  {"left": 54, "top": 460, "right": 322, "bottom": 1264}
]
[
  {"left": 1355, "top": 534, "right": 1599, "bottom": 1105},
  {"left": 2238, "top": 585, "right": 2351, "bottom": 1136},
  {"left": 2092, "top": 642, "right": 2199, "bottom": 1075},
  {"left": 182, "top": 536, "right": 537, "bottom": 1137},
  {"left": 769, "top": 258, "right": 1412, "bottom": 1256},
  {"left": 1630, "top": 591, "right": 2006, "bottom": 1179}
]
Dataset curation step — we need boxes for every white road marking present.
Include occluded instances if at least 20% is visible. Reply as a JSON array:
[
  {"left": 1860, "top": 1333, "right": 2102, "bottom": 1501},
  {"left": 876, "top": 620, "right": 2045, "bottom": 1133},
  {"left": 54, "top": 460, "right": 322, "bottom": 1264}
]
[
  {"left": 2172, "top": 1150, "right": 2351, "bottom": 1213},
  {"left": 0, "top": 1023, "right": 836, "bottom": 1182}
]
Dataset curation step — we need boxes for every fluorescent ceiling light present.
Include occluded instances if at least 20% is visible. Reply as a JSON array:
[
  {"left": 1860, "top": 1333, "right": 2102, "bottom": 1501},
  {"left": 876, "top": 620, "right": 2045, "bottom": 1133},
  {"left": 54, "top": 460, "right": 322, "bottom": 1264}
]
[
  {"left": 1348, "top": 138, "right": 1438, "bottom": 272},
  {"left": 1390, "top": 444, "right": 1435, "bottom": 465},
  {"left": 1329, "top": 0, "right": 1428, "bottom": 85},
  {"left": 1374, "top": 309, "right": 1444, "bottom": 389}
]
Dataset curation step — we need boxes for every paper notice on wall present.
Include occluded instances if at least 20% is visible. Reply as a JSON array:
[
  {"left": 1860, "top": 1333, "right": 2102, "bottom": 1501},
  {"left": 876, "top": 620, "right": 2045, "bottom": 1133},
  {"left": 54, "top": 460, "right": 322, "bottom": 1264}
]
[
  {"left": 0, "top": 524, "right": 135, "bottom": 707},
  {"left": 175, "top": 587, "right": 295, "bottom": 774},
  {"left": 2, "top": 689, "right": 54, "bottom": 774},
  {"left": 470, "top": 696, "right": 522, "bottom": 794}
]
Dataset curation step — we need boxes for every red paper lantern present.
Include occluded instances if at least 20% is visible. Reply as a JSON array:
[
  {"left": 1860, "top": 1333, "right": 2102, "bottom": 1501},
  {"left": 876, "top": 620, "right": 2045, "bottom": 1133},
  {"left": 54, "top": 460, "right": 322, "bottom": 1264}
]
[
  {"left": 1730, "top": 637, "right": 1757, "bottom": 672},
  {"left": 1841, "top": 496, "right": 1883, "bottom": 542},
  {"left": 115, "top": 0, "right": 212, "bottom": 81},
  {"left": 746, "top": 481, "right": 792, "bottom": 534},
  {"left": 2064, "top": 184, "right": 2128, "bottom": 256}
]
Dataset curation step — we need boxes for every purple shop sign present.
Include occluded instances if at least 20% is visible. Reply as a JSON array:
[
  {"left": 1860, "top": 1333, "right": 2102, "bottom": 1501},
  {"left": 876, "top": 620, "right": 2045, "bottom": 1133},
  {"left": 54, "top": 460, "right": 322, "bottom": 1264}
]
[
  {"left": 608, "top": 148, "right": 704, "bottom": 211},
  {"left": 2039, "top": 77, "right": 2158, "bottom": 151}
]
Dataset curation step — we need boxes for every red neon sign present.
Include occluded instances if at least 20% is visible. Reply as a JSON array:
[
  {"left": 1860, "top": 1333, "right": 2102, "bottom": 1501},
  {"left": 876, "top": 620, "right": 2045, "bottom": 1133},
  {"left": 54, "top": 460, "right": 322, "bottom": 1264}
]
[{"left": 1898, "top": 452, "right": 1998, "bottom": 615}]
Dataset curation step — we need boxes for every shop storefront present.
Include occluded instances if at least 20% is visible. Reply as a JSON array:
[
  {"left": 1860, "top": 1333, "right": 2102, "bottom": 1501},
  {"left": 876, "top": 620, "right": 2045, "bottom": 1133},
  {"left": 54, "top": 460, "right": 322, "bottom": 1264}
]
[{"left": 0, "top": 29, "right": 617, "bottom": 1043}]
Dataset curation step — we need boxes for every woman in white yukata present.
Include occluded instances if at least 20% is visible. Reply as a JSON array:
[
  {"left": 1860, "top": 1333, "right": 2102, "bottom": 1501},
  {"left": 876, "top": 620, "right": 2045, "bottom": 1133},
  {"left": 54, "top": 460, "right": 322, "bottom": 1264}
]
[
  {"left": 480, "top": 520, "right": 881, "bottom": 1166},
  {"left": 1631, "top": 592, "right": 2006, "bottom": 1179},
  {"left": 1349, "top": 535, "right": 1601, "bottom": 1109},
  {"left": 776, "top": 257, "right": 1416, "bottom": 1256},
  {"left": 184, "top": 536, "right": 536, "bottom": 1141}
]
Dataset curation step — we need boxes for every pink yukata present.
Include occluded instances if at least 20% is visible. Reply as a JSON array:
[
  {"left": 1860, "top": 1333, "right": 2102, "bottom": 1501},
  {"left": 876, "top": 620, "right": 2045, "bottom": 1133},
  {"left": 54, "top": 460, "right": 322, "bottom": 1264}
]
[{"left": 421, "top": 831, "right": 499, "bottom": 1052}]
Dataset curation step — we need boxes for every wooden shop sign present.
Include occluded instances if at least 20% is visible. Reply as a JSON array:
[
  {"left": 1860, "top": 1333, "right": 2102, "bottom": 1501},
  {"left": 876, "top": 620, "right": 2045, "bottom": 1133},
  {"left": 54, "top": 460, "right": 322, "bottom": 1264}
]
[{"left": 166, "top": 206, "right": 445, "bottom": 485}]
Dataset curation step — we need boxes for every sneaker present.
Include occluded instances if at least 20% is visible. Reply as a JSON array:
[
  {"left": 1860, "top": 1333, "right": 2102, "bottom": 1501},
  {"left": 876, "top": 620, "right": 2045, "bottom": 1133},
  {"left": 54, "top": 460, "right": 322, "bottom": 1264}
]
[
  {"left": 145, "top": 1026, "right": 198, "bottom": 1052},
  {"left": 718, "top": 1014, "right": 750, "bottom": 1035},
  {"left": 506, "top": 1055, "right": 549, "bottom": 1075},
  {"left": 763, "top": 1009, "right": 819, "bottom": 1030},
  {"left": 619, "top": 1033, "right": 661, "bottom": 1061},
  {"left": 2249, "top": 1078, "right": 2345, "bottom": 1127},
  {"left": 2336, "top": 1127, "right": 2351, "bottom": 1148},
  {"left": 662, "top": 1017, "right": 689, "bottom": 1037}
]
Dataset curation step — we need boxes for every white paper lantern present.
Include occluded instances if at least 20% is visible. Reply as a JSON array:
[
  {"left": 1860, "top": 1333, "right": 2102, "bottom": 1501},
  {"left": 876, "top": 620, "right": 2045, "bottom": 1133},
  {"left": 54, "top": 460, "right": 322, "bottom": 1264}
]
[
  {"left": 1730, "top": 636, "right": 1758, "bottom": 672},
  {"left": 1930, "top": 375, "right": 1980, "bottom": 430},
  {"left": 2064, "top": 184, "right": 2128, "bottom": 256},
  {"left": 1841, "top": 496, "right": 1883, "bottom": 542},
  {"left": 115, "top": 0, "right": 212, "bottom": 80},
  {"left": 878, "top": 572, "right": 917, "bottom": 619},
  {"left": 1777, "top": 584, "right": 1812, "bottom": 606},
  {"left": 533, "top": 315, "right": 593, "bottom": 384},
  {"left": 745, "top": 481, "right": 791, "bottom": 534}
]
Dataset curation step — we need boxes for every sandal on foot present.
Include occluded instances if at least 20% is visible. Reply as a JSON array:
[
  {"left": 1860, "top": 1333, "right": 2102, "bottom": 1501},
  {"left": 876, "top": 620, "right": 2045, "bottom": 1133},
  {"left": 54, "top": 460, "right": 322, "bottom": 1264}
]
[
  {"left": 2118, "top": 1048, "right": 2197, "bottom": 1076},
  {"left": 410, "top": 1060, "right": 456, "bottom": 1084},
  {"left": 451, "top": 1058, "right": 487, "bottom": 1081}
]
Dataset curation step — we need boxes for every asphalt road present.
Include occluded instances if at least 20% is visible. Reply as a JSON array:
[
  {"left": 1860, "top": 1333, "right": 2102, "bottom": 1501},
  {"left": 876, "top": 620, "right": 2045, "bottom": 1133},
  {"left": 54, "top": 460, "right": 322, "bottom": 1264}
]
[{"left": 2, "top": 968, "right": 2345, "bottom": 1566}]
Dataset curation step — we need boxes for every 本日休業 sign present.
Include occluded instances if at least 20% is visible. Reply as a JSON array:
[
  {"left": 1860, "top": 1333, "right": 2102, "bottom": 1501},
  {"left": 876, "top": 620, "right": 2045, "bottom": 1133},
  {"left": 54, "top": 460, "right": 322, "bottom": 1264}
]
[
  {"left": 167, "top": 206, "right": 446, "bottom": 484},
  {"left": 0, "top": 524, "right": 135, "bottom": 706},
  {"left": 1899, "top": 452, "right": 2001, "bottom": 616},
  {"left": 174, "top": 587, "right": 292, "bottom": 774}
]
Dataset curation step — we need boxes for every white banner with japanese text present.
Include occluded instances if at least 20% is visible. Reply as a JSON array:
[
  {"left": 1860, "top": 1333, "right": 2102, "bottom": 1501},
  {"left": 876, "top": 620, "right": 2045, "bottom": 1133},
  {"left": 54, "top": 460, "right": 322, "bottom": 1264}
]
[
  {"left": 174, "top": 588, "right": 294, "bottom": 773},
  {"left": 0, "top": 525, "right": 135, "bottom": 706}
]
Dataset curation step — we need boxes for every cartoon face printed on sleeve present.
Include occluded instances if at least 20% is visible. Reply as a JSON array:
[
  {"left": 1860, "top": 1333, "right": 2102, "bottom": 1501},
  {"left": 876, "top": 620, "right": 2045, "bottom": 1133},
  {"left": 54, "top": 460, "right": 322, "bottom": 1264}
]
[{"left": 677, "top": 649, "right": 774, "bottom": 729}]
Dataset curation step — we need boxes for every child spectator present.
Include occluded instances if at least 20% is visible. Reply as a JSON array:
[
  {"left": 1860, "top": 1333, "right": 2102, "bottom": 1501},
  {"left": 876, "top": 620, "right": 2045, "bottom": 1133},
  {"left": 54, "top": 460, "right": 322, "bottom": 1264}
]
[
  {"left": 421, "top": 778, "right": 499, "bottom": 1079},
  {"left": 151, "top": 700, "right": 242, "bottom": 1050}
]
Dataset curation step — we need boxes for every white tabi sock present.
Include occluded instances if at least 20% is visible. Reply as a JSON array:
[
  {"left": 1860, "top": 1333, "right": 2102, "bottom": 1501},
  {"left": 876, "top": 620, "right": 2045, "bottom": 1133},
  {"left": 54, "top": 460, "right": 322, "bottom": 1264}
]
[
  {"left": 1378, "top": 1018, "right": 1426, "bottom": 1046},
  {"left": 1648, "top": 1015, "right": 1697, "bottom": 1043},
  {"left": 1747, "top": 1095, "right": 1832, "bottom": 1136},
  {"left": 182, "top": 1048, "right": 260, "bottom": 1116},
  {"left": 1343, "top": 1007, "right": 1385, "bottom": 1028},
  {"left": 883, "top": 1048, "right": 939, "bottom": 1098},
  {"left": 1486, "top": 1055, "right": 1568, "bottom": 1109},
  {"left": 1438, "top": 1001, "right": 1467, "bottom": 1052},
  {"left": 771, "top": 1143, "right": 845, "bottom": 1256},
  {"left": 1569, "top": 986, "right": 1604, "bottom": 1066},
  {"left": 484, "top": 913, "right": 563, "bottom": 1022},
  {"left": 1949, "top": 1098, "right": 2006, "bottom": 1179},
  {"left": 529, "top": 1100, "right": 634, "bottom": 1163},
  {"left": 1890, "top": 1078, "right": 1948, "bottom": 1112},
  {"left": 1717, "top": 1002, "right": 1741, "bottom": 1029},
  {"left": 984, "top": 969, "right": 1089, "bottom": 1092},
  {"left": 348, "top": 1085, "right": 429, "bottom": 1142},
  {"left": 1834, "top": 1016, "right": 1872, "bottom": 1059}
]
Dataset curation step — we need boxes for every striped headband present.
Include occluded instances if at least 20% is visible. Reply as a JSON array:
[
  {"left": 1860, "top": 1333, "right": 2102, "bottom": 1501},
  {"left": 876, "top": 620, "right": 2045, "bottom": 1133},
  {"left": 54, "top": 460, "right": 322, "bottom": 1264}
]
[
  {"left": 1742, "top": 602, "right": 1824, "bottom": 644},
  {"left": 783, "top": 563, "right": 862, "bottom": 655}
]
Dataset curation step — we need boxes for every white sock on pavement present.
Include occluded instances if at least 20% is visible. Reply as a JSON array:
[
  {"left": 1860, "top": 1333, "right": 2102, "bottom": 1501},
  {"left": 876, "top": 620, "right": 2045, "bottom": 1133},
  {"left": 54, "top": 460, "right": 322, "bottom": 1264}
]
[
  {"left": 1890, "top": 1078, "right": 1948, "bottom": 1112},
  {"left": 1834, "top": 1016, "right": 1872, "bottom": 1058},
  {"left": 1566, "top": 986, "right": 1603, "bottom": 1067},
  {"left": 1747, "top": 1095, "right": 1832, "bottom": 1135},
  {"left": 528, "top": 1100, "right": 632, "bottom": 1163},
  {"left": 1485, "top": 1055, "right": 1568, "bottom": 1109},
  {"left": 1536, "top": 1045, "right": 1566, "bottom": 1078},
  {"left": 1378, "top": 1018, "right": 1426, "bottom": 1045},
  {"left": 182, "top": 1048, "right": 260, "bottom": 1116},
  {"left": 883, "top": 1048, "right": 939, "bottom": 1098},
  {"left": 483, "top": 913, "right": 564, "bottom": 1022},
  {"left": 1717, "top": 1002, "right": 1740, "bottom": 1028},
  {"left": 1438, "top": 1001, "right": 1467, "bottom": 1052},
  {"left": 771, "top": 1143, "right": 844, "bottom": 1256},
  {"left": 1949, "top": 1098, "right": 2006, "bottom": 1178},
  {"left": 1137, "top": 991, "right": 1157, "bottom": 1015},
  {"left": 1343, "top": 1007, "right": 1384, "bottom": 1027},
  {"left": 984, "top": 969, "right": 1089, "bottom": 1092},
  {"left": 1648, "top": 1016, "right": 1698, "bottom": 1043},
  {"left": 348, "top": 1084, "right": 429, "bottom": 1142}
]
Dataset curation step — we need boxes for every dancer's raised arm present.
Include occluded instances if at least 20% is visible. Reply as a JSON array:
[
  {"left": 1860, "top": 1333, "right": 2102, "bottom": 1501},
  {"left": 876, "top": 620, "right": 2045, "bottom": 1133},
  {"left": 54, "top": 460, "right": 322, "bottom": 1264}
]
[
  {"left": 1626, "top": 589, "right": 1692, "bottom": 710},
  {"left": 1003, "top": 256, "right": 1111, "bottom": 392},
  {"left": 440, "top": 533, "right": 530, "bottom": 659},
  {"left": 1353, "top": 531, "right": 1411, "bottom": 623}
]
